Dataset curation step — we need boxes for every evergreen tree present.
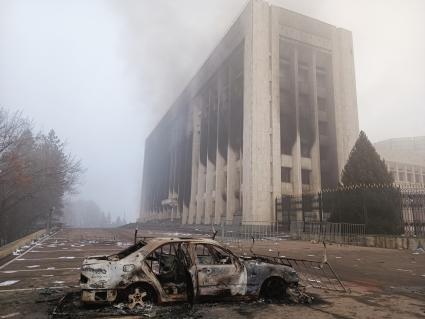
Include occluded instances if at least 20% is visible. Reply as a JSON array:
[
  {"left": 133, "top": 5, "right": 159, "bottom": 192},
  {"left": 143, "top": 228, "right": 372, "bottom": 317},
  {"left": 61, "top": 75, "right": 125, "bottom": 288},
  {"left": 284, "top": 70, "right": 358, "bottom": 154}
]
[
  {"left": 330, "top": 131, "right": 402, "bottom": 235},
  {"left": 341, "top": 131, "right": 394, "bottom": 186}
]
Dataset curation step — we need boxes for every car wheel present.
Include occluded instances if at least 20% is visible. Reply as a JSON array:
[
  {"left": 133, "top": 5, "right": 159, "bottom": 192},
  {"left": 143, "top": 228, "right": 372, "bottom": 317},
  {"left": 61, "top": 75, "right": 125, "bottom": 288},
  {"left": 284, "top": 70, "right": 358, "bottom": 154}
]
[
  {"left": 260, "top": 277, "right": 287, "bottom": 302},
  {"left": 126, "top": 285, "right": 155, "bottom": 309}
]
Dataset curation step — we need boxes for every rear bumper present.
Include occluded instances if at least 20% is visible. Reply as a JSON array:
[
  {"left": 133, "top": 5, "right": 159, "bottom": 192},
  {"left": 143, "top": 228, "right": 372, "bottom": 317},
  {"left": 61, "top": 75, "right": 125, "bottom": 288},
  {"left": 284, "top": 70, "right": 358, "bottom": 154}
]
[{"left": 81, "top": 289, "right": 118, "bottom": 304}]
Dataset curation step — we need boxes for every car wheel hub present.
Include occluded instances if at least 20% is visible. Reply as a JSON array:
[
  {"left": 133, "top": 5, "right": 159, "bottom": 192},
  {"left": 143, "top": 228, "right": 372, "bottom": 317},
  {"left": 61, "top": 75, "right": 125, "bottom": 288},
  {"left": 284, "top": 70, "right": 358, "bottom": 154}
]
[{"left": 128, "top": 288, "right": 148, "bottom": 309}]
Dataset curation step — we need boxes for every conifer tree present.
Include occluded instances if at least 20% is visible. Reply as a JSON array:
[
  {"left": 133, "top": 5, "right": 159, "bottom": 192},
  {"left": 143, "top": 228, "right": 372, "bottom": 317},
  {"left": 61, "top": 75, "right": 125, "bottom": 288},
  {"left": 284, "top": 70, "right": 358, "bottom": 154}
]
[
  {"left": 341, "top": 131, "right": 393, "bottom": 186},
  {"left": 330, "top": 131, "right": 401, "bottom": 234}
]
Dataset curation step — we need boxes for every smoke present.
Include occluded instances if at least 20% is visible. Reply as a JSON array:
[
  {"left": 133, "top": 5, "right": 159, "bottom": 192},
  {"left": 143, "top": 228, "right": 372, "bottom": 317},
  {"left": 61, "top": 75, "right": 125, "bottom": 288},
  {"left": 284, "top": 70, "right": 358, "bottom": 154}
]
[{"left": 110, "top": 0, "right": 248, "bottom": 132}]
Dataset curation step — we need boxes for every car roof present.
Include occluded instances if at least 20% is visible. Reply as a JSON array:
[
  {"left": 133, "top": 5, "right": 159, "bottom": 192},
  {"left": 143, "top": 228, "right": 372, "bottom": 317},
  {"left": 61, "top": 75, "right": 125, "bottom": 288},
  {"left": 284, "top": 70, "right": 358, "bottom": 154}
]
[
  {"left": 139, "top": 237, "right": 223, "bottom": 254},
  {"left": 144, "top": 237, "right": 219, "bottom": 244}
]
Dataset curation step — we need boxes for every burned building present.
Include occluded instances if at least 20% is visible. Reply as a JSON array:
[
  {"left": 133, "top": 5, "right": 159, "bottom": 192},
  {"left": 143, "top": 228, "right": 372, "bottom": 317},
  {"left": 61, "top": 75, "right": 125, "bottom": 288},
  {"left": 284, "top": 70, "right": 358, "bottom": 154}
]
[{"left": 140, "top": 0, "right": 359, "bottom": 225}]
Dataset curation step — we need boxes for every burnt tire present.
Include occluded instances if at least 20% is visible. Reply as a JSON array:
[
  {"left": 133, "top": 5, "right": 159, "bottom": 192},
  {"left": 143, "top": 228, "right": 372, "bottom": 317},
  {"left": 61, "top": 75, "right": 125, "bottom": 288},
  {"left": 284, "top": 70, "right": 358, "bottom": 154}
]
[
  {"left": 124, "top": 284, "right": 156, "bottom": 309},
  {"left": 260, "top": 277, "right": 287, "bottom": 302}
]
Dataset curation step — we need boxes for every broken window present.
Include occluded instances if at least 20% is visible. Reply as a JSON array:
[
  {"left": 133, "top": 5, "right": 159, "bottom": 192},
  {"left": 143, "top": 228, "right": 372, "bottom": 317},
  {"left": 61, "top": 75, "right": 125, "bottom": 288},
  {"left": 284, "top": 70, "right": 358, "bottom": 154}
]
[
  {"left": 145, "top": 242, "right": 191, "bottom": 285},
  {"left": 195, "top": 244, "right": 232, "bottom": 265},
  {"left": 107, "top": 240, "right": 147, "bottom": 261}
]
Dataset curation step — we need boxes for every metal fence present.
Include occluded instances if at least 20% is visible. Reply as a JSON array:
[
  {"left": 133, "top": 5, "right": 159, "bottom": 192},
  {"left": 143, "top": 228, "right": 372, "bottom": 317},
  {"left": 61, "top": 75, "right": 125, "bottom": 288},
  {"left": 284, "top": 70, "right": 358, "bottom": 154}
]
[
  {"left": 253, "top": 254, "right": 347, "bottom": 292},
  {"left": 401, "top": 189, "right": 425, "bottom": 237},
  {"left": 276, "top": 186, "right": 425, "bottom": 239},
  {"left": 289, "top": 221, "right": 366, "bottom": 246},
  {"left": 217, "top": 220, "right": 284, "bottom": 242}
]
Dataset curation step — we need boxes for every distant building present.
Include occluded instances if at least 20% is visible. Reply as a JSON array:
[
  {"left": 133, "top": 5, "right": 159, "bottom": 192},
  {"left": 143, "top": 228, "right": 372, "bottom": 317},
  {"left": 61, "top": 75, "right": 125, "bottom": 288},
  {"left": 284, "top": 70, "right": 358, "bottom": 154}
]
[
  {"left": 374, "top": 137, "right": 425, "bottom": 187},
  {"left": 140, "top": 0, "right": 359, "bottom": 225}
]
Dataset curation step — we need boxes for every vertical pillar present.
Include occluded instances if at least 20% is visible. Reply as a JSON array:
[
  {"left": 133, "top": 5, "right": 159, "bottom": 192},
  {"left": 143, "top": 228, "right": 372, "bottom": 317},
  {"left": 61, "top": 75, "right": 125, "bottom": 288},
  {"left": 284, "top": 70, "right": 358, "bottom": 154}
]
[
  {"left": 188, "top": 104, "right": 201, "bottom": 224},
  {"left": 215, "top": 152, "right": 225, "bottom": 224},
  {"left": 270, "top": 7, "right": 282, "bottom": 224},
  {"left": 226, "top": 144, "right": 237, "bottom": 224},
  {"left": 205, "top": 159, "right": 215, "bottom": 224},
  {"left": 403, "top": 166, "right": 408, "bottom": 185},
  {"left": 196, "top": 105, "right": 207, "bottom": 224},
  {"left": 310, "top": 51, "right": 322, "bottom": 193},
  {"left": 292, "top": 47, "right": 303, "bottom": 222},
  {"left": 215, "top": 80, "right": 226, "bottom": 225},
  {"left": 242, "top": 0, "right": 273, "bottom": 224},
  {"left": 196, "top": 162, "right": 206, "bottom": 224},
  {"left": 395, "top": 162, "right": 400, "bottom": 184}
]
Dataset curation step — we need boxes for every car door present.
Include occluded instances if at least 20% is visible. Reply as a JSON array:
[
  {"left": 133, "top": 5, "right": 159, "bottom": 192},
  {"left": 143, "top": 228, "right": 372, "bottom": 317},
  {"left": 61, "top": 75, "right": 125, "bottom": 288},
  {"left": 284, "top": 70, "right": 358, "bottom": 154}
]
[
  {"left": 194, "top": 243, "right": 246, "bottom": 297},
  {"left": 144, "top": 242, "right": 191, "bottom": 301}
]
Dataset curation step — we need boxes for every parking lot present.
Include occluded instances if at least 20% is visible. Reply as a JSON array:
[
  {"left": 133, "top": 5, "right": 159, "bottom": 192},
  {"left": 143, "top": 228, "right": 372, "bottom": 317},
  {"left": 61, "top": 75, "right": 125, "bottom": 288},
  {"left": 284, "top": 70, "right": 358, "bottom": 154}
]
[{"left": 0, "top": 228, "right": 424, "bottom": 318}]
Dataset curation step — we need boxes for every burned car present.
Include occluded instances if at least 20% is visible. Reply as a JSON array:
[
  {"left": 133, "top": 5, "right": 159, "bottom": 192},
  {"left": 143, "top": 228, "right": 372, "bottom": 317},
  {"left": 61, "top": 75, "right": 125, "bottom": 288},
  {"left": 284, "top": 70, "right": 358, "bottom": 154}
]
[{"left": 80, "top": 237, "right": 310, "bottom": 308}]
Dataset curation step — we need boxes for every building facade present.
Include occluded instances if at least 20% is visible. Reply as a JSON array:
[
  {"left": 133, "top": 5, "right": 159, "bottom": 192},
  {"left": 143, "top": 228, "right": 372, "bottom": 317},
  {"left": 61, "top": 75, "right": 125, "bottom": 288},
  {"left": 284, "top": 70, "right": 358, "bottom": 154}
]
[
  {"left": 375, "top": 137, "right": 425, "bottom": 187},
  {"left": 140, "top": 0, "right": 359, "bottom": 225}
]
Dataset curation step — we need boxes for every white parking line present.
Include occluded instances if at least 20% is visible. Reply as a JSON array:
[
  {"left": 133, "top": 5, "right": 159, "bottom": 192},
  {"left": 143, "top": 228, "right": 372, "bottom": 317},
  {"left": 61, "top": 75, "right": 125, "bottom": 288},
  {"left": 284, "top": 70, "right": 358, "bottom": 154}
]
[
  {"left": 0, "top": 231, "right": 59, "bottom": 270},
  {"left": 0, "top": 285, "right": 79, "bottom": 293},
  {"left": 0, "top": 267, "right": 80, "bottom": 273},
  {"left": 15, "top": 257, "right": 84, "bottom": 261},
  {"left": 29, "top": 249, "right": 117, "bottom": 253},
  {"left": 0, "top": 280, "right": 19, "bottom": 287}
]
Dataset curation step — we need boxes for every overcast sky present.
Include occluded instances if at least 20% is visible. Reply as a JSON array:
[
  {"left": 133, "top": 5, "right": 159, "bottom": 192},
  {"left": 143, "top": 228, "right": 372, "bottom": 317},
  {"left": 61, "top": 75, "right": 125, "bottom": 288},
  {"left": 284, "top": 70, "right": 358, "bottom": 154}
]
[{"left": 0, "top": 0, "right": 424, "bottom": 222}]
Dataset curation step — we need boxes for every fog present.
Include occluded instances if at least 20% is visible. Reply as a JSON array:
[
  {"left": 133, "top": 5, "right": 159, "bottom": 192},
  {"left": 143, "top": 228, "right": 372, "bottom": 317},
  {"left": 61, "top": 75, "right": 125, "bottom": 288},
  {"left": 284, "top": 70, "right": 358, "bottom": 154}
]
[{"left": 0, "top": 0, "right": 424, "bottom": 222}]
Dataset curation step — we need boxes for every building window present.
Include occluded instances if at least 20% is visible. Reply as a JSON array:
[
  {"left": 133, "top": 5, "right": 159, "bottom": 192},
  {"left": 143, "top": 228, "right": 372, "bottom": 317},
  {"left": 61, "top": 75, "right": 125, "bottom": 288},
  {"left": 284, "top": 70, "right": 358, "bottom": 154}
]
[
  {"left": 398, "top": 171, "right": 404, "bottom": 181},
  {"left": 415, "top": 174, "right": 420, "bottom": 183},
  {"left": 301, "top": 169, "right": 310, "bottom": 185},
  {"left": 281, "top": 167, "right": 291, "bottom": 183},
  {"left": 319, "top": 121, "right": 328, "bottom": 136}
]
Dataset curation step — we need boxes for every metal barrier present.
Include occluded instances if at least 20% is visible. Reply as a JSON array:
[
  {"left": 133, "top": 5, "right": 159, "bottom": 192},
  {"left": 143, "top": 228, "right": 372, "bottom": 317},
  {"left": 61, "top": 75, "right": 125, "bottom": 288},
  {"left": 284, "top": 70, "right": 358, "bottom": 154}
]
[
  {"left": 277, "top": 186, "right": 425, "bottom": 238},
  {"left": 290, "top": 221, "right": 366, "bottom": 246},
  {"left": 218, "top": 221, "right": 285, "bottom": 243},
  {"left": 252, "top": 254, "right": 347, "bottom": 292}
]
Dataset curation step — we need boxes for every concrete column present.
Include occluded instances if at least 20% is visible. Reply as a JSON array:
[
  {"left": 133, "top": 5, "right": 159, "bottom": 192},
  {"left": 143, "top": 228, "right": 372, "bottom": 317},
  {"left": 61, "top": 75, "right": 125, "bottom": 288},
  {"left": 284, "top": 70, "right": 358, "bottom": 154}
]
[
  {"left": 188, "top": 105, "right": 201, "bottom": 224},
  {"left": 182, "top": 205, "right": 189, "bottom": 224},
  {"left": 215, "top": 84, "right": 226, "bottom": 225},
  {"left": 215, "top": 153, "right": 225, "bottom": 224},
  {"left": 403, "top": 166, "right": 408, "bottom": 184},
  {"left": 270, "top": 6, "right": 282, "bottom": 224},
  {"left": 331, "top": 28, "right": 359, "bottom": 180},
  {"left": 226, "top": 145, "right": 237, "bottom": 224},
  {"left": 196, "top": 106, "right": 207, "bottom": 224},
  {"left": 310, "top": 51, "right": 322, "bottom": 193},
  {"left": 395, "top": 162, "right": 400, "bottom": 184},
  {"left": 292, "top": 48, "right": 302, "bottom": 195},
  {"left": 205, "top": 158, "right": 215, "bottom": 224},
  {"left": 292, "top": 47, "right": 303, "bottom": 222},
  {"left": 421, "top": 167, "right": 425, "bottom": 185},
  {"left": 196, "top": 161, "right": 206, "bottom": 224},
  {"left": 242, "top": 0, "right": 273, "bottom": 224}
]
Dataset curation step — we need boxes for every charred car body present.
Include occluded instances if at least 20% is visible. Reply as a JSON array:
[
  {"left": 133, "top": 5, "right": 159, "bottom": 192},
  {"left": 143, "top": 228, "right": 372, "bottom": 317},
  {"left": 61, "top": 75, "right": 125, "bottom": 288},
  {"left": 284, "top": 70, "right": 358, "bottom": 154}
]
[{"left": 80, "top": 238, "right": 310, "bottom": 308}]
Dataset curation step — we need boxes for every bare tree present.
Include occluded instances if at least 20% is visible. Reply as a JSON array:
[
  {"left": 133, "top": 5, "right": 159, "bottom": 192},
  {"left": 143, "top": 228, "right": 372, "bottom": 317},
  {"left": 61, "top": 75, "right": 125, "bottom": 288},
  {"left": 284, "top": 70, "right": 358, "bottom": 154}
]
[{"left": 0, "top": 108, "right": 83, "bottom": 244}]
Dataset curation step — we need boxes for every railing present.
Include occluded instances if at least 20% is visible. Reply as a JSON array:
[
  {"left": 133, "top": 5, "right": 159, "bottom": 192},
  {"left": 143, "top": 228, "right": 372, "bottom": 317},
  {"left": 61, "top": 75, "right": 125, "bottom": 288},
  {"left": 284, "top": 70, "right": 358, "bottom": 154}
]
[
  {"left": 252, "top": 253, "right": 348, "bottom": 292},
  {"left": 276, "top": 186, "right": 425, "bottom": 238},
  {"left": 217, "top": 220, "right": 285, "bottom": 242},
  {"left": 290, "top": 221, "right": 366, "bottom": 246}
]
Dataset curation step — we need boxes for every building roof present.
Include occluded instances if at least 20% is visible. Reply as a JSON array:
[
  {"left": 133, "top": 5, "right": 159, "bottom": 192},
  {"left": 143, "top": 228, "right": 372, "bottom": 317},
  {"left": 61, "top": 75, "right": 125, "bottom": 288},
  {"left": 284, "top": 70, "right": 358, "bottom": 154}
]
[{"left": 374, "top": 136, "right": 425, "bottom": 166}]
